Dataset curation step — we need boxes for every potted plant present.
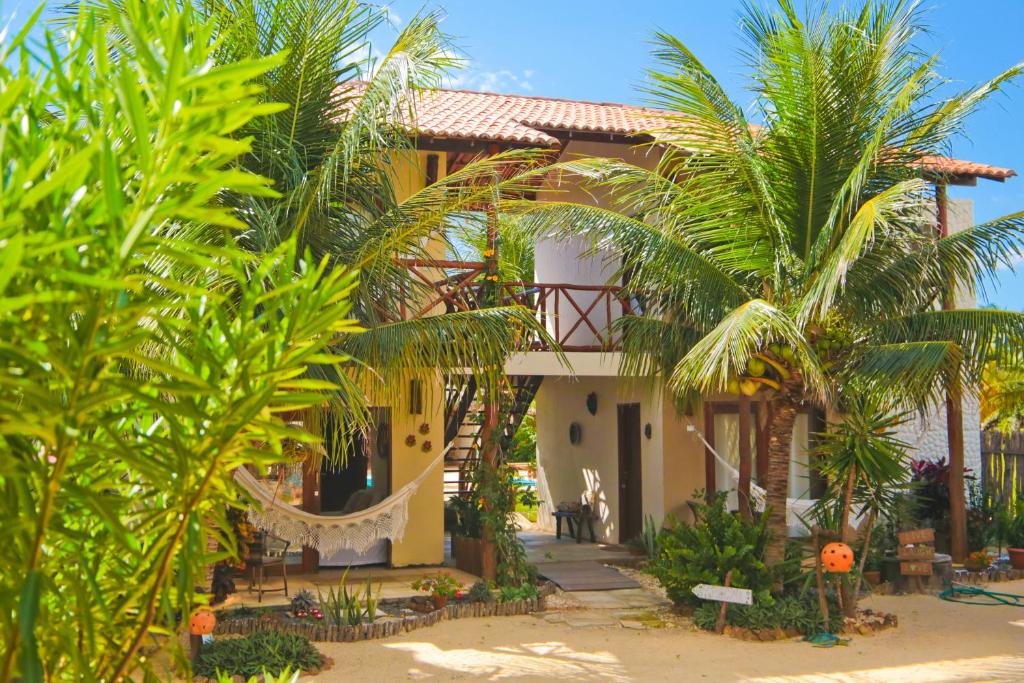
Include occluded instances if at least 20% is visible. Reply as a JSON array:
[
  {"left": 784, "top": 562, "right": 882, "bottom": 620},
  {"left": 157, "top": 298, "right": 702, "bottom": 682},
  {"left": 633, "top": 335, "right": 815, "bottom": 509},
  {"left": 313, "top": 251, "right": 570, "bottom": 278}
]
[
  {"left": 1002, "top": 502, "right": 1024, "bottom": 570},
  {"left": 411, "top": 572, "right": 463, "bottom": 610},
  {"left": 964, "top": 551, "right": 992, "bottom": 572}
]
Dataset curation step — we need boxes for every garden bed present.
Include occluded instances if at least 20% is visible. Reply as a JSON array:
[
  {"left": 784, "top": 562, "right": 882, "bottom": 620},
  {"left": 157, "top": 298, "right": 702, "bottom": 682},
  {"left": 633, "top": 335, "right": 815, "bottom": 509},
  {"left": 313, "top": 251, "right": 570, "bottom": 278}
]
[
  {"left": 719, "top": 609, "right": 897, "bottom": 642},
  {"left": 215, "top": 582, "right": 555, "bottom": 643}
]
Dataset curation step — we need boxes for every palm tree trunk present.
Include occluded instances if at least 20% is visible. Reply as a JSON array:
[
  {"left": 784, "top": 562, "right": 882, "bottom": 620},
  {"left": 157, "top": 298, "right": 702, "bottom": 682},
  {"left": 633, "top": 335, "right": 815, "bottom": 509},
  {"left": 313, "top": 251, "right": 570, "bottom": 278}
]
[
  {"left": 839, "top": 466, "right": 857, "bottom": 617},
  {"left": 764, "top": 395, "right": 799, "bottom": 567},
  {"left": 479, "top": 398, "right": 499, "bottom": 581}
]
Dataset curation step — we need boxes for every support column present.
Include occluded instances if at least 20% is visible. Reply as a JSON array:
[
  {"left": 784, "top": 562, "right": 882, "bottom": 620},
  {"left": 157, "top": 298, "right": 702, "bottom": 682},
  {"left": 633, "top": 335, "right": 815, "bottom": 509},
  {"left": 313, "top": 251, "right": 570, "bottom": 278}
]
[
  {"left": 704, "top": 401, "right": 716, "bottom": 503},
  {"left": 937, "top": 182, "right": 967, "bottom": 562},
  {"left": 738, "top": 396, "right": 753, "bottom": 521}
]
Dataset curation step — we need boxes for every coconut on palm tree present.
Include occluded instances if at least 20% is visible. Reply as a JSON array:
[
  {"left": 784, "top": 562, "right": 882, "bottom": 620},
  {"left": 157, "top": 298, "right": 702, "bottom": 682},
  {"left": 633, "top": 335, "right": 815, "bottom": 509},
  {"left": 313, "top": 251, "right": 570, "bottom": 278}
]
[{"left": 513, "top": 0, "right": 1024, "bottom": 565}]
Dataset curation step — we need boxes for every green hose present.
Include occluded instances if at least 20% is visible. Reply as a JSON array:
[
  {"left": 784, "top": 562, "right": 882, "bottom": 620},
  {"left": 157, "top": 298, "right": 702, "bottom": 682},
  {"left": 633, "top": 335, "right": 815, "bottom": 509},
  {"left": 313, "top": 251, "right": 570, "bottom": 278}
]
[{"left": 938, "top": 583, "right": 1024, "bottom": 606}]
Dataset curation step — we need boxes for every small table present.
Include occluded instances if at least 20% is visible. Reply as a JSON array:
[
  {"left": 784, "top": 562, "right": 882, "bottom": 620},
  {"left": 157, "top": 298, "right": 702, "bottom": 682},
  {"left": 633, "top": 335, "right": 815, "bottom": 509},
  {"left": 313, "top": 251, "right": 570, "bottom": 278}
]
[{"left": 552, "top": 509, "right": 596, "bottom": 543}]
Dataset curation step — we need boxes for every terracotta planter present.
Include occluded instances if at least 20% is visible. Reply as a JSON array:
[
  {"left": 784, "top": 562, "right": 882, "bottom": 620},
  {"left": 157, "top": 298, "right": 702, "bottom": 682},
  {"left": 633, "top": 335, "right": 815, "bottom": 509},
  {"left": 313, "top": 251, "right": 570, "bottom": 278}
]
[
  {"left": 1008, "top": 548, "right": 1024, "bottom": 570},
  {"left": 432, "top": 594, "right": 448, "bottom": 610},
  {"left": 863, "top": 570, "right": 881, "bottom": 587}
]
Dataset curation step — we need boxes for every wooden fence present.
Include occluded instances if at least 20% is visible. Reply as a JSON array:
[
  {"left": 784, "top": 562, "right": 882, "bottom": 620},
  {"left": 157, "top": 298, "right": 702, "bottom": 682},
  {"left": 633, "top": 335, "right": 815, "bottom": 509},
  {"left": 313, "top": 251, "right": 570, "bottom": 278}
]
[{"left": 980, "top": 431, "right": 1024, "bottom": 506}]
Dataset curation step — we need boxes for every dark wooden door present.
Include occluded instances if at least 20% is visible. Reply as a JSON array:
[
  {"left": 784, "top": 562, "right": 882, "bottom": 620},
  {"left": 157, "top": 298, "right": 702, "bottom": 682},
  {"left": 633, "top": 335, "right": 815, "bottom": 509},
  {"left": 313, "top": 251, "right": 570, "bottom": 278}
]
[{"left": 617, "top": 403, "right": 643, "bottom": 543}]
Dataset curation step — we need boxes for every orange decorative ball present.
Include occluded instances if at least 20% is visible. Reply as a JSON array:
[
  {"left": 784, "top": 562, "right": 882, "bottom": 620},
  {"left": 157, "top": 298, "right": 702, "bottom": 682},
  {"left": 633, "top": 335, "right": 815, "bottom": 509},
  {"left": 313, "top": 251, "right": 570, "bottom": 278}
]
[
  {"left": 821, "top": 542, "right": 854, "bottom": 573},
  {"left": 189, "top": 608, "right": 217, "bottom": 635}
]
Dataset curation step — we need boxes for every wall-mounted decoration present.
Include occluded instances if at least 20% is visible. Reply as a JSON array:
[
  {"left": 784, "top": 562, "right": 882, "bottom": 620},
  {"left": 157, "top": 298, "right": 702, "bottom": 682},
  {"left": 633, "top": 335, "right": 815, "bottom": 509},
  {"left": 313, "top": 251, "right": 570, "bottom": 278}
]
[
  {"left": 644, "top": 423, "right": 653, "bottom": 440},
  {"left": 569, "top": 422, "right": 582, "bottom": 445},
  {"left": 585, "top": 392, "right": 598, "bottom": 416},
  {"left": 409, "top": 379, "right": 423, "bottom": 415},
  {"left": 421, "top": 440, "right": 432, "bottom": 453},
  {"left": 418, "top": 422, "right": 430, "bottom": 435},
  {"left": 405, "top": 434, "right": 417, "bottom": 447}
]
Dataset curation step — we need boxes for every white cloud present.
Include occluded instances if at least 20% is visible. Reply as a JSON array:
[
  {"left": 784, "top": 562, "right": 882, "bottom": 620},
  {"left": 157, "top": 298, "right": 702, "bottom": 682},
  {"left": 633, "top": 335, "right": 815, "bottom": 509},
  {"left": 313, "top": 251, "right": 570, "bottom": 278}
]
[{"left": 444, "top": 65, "right": 536, "bottom": 93}]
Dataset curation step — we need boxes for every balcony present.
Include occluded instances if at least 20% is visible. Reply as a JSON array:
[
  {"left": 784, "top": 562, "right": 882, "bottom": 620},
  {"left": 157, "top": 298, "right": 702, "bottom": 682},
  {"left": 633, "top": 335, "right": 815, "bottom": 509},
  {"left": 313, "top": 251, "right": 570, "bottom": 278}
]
[{"left": 397, "top": 259, "right": 635, "bottom": 352}]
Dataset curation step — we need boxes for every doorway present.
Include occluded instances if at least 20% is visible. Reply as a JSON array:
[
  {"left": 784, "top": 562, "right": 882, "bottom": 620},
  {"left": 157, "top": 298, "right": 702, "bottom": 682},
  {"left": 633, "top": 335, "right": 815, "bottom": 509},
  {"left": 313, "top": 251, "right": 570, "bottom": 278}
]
[
  {"left": 317, "top": 409, "right": 392, "bottom": 566},
  {"left": 617, "top": 403, "right": 643, "bottom": 543}
]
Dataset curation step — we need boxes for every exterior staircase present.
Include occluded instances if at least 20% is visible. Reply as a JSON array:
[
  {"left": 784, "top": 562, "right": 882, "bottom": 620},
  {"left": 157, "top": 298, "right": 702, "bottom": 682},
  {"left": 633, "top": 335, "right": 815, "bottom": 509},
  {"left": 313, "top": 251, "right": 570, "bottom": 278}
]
[{"left": 443, "top": 375, "right": 542, "bottom": 498}]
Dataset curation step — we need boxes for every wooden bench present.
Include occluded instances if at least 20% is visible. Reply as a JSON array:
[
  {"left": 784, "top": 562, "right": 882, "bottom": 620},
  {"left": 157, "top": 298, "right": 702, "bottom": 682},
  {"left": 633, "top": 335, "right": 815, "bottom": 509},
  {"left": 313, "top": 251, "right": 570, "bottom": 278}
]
[{"left": 552, "top": 508, "right": 596, "bottom": 543}]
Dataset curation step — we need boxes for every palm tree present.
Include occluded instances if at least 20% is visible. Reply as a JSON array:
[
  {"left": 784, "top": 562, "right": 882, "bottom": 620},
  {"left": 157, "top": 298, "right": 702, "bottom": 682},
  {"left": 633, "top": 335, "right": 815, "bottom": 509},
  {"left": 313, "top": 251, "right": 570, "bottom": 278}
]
[
  {"left": 193, "top": 0, "right": 553, "bottom": 417},
  {"left": 513, "top": 0, "right": 1024, "bottom": 564}
]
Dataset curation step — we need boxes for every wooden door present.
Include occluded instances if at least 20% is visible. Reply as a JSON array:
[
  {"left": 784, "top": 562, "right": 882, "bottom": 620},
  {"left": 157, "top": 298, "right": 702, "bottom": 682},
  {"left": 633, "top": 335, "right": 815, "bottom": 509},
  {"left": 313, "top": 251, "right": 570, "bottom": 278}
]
[{"left": 617, "top": 403, "right": 643, "bottom": 543}]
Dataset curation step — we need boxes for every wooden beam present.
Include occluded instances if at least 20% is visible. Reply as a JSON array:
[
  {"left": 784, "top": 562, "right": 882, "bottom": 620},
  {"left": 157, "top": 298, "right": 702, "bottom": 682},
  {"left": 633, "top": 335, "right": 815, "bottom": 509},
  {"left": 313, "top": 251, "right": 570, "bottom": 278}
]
[
  {"left": 704, "top": 401, "right": 716, "bottom": 503},
  {"left": 738, "top": 396, "right": 753, "bottom": 521},
  {"left": 424, "top": 153, "right": 439, "bottom": 186}
]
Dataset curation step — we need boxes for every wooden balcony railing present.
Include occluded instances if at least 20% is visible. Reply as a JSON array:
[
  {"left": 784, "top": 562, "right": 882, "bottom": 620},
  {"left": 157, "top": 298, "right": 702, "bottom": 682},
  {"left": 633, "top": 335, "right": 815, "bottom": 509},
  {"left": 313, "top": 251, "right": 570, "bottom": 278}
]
[{"left": 395, "top": 259, "right": 635, "bottom": 352}]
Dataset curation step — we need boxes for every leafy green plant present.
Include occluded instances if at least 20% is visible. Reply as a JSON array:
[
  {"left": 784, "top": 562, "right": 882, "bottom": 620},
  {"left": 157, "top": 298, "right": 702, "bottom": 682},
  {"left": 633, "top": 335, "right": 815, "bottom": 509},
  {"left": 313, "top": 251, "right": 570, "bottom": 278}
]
[
  {"left": 467, "top": 580, "right": 495, "bottom": 603},
  {"left": 647, "top": 493, "right": 773, "bottom": 608},
  {"left": 318, "top": 569, "right": 381, "bottom": 626},
  {"left": 497, "top": 582, "right": 539, "bottom": 603},
  {"left": 692, "top": 593, "right": 841, "bottom": 634},
  {"left": 290, "top": 590, "right": 317, "bottom": 616},
  {"left": 193, "top": 632, "right": 322, "bottom": 678},
  {"left": 630, "top": 514, "right": 661, "bottom": 560},
  {"left": 411, "top": 572, "right": 464, "bottom": 601},
  {"left": 216, "top": 668, "right": 300, "bottom": 683},
  {"left": 0, "top": 2, "right": 360, "bottom": 680}
]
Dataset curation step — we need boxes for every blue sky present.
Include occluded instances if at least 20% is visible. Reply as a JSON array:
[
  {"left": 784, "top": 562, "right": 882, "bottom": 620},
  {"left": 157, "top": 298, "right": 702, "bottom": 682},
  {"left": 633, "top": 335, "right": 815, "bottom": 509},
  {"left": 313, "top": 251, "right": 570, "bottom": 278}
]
[{"left": 6, "top": 0, "right": 1023, "bottom": 306}]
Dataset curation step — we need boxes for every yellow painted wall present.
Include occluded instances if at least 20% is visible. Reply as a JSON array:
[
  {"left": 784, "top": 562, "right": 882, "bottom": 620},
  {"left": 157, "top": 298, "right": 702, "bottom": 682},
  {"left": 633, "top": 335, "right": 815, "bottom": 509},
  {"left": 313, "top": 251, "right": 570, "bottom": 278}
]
[
  {"left": 386, "top": 150, "right": 448, "bottom": 566},
  {"left": 388, "top": 373, "right": 446, "bottom": 566}
]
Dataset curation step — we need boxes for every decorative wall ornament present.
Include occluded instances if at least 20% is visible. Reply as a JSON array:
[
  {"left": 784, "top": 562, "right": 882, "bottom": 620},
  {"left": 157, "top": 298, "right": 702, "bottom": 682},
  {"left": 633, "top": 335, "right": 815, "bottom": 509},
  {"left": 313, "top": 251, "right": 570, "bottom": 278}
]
[
  {"left": 418, "top": 422, "right": 430, "bottom": 435},
  {"left": 585, "top": 392, "right": 598, "bottom": 416},
  {"left": 405, "top": 435, "right": 417, "bottom": 447},
  {"left": 569, "top": 422, "right": 582, "bottom": 445},
  {"left": 644, "top": 423, "right": 653, "bottom": 439},
  {"left": 421, "top": 440, "right": 432, "bottom": 453}
]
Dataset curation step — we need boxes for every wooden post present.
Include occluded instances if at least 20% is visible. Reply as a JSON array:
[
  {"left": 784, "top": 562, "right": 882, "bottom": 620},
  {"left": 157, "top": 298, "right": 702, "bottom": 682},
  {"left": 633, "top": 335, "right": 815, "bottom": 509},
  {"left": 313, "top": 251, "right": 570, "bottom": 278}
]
[
  {"left": 479, "top": 398, "right": 499, "bottom": 582},
  {"left": 738, "top": 397, "right": 753, "bottom": 520},
  {"left": 704, "top": 401, "right": 716, "bottom": 503},
  {"left": 714, "top": 571, "right": 733, "bottom": 635},
  {"left": 937, "top": 183, "right": 968, "bottom": 563},
  {"left": 812, "top": 527, "right": 830, "bottom": 632}
]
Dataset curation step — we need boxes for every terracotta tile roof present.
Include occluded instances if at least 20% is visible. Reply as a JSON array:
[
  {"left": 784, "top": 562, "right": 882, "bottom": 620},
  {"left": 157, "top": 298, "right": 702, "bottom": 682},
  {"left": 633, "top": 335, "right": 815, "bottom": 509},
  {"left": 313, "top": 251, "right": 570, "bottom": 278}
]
[
  {"left": 370, "top": 86, "right": 1017, "bottom": 182},
  {"left": 407, "top": 88, "right": 676, "bottom": 147}
]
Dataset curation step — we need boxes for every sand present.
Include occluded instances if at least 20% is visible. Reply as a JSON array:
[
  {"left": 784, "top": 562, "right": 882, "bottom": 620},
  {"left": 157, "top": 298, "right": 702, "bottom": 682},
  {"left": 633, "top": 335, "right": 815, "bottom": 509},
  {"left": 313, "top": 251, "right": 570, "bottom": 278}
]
[{"left": 313, "top": 580, "right": 1024, "bottom": 682}]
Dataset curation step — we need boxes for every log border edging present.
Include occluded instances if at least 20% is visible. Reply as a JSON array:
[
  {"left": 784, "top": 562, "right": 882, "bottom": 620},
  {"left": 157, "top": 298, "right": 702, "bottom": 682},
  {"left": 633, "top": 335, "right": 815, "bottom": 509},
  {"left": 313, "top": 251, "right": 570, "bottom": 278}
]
[{"left": 214, "top": 582, "right": 555, "bottom": 643}]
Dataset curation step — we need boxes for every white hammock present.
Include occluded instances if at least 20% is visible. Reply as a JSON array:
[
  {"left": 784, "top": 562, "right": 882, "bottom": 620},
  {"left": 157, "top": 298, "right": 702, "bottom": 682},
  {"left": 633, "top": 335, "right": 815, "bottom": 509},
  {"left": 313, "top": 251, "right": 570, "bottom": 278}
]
[
  {"left": 234, "top": 447, "right": 448, "bottom": 554},
  {"left": 686, "top": 421, "right": 864, "bottom": 534}
]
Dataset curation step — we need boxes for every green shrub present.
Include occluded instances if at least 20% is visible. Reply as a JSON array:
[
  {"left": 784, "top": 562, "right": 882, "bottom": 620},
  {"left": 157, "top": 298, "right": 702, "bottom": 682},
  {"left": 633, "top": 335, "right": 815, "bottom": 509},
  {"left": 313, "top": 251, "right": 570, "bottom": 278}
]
[
  {"left": 691, "top": 593, "right": 842, "bottom": 634},
  {"left": 647, "top": 493, "right": 773, "bottom": 608},
  {"left": 194, "top": 632, "right": 322, "bottom": 678},
  {"left": 497, "top": 582, "right": 539, "bottom": 603},
  {"left": 467, "top": 580, "right": 495, "bottom": 603}
]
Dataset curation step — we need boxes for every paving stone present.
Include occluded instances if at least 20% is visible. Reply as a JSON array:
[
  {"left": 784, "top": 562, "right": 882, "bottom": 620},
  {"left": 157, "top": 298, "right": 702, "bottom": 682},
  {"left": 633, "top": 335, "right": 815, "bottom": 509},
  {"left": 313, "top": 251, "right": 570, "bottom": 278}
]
[{"left": 619, "top": 619, "right": 647, "bottom": 630}]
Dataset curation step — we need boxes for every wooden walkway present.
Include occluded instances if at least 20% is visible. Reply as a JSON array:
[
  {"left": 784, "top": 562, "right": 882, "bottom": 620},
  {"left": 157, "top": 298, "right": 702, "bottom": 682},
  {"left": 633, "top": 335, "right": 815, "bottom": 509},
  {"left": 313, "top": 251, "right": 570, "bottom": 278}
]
[{"left": 536, "top": 561, "right": 640, "bottom": 592}]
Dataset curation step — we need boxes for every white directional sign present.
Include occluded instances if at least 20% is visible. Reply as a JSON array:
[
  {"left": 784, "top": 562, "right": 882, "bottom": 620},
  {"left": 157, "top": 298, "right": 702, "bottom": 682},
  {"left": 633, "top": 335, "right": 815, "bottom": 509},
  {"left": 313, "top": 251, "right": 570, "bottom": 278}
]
[{"left": 692, "top": 583, "right": 753, "bottom": 605}]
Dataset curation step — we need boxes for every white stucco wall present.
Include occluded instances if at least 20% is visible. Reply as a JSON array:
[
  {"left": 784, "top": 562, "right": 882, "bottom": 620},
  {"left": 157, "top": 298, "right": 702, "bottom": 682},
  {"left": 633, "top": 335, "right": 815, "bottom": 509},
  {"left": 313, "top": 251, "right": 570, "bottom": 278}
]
[
  {"left": 534, "top": 376, "right": 663, "bottom": 543},
  {"left": 895, "top": 198, "right": 982, "bottom": 478},
  {"left": 534, "top": 140, "right": 659, "bottom": 348}
]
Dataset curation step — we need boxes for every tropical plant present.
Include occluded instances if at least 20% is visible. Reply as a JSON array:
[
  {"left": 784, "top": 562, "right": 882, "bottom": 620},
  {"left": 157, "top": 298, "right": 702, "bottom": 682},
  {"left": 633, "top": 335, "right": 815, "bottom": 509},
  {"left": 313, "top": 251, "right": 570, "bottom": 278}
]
[
  {"left": 692, "top": 592, "right": 841, "bottom": 634},
  {"left": 179, "top": 0, "right": 556, "bottom": 434},
  {"left": 648, "top": 493, "right": 774, "bottom": 608},
  {"left": 216, "top": 668, "right": 301, "bottom": 683},
  {"left": 810, "top": 396, "right": 911, "bottom": 612},
  {"left": 496, "top": 582, "right": 540, "bottom": 603},
  {"left": 0, "top": 3, "right": 360, "bottom": 680},
  {"left": 318, "top": 569, "right": 380, "bottom": 626},
  {"left": 511, "top": 0, "right": 1024, "bottom": 566},
  {"left": 194, "top": 632, "right": 322, "bottom": 678},
  {"left": 290, "top": 590, "right": 318, "bottom": 617}
]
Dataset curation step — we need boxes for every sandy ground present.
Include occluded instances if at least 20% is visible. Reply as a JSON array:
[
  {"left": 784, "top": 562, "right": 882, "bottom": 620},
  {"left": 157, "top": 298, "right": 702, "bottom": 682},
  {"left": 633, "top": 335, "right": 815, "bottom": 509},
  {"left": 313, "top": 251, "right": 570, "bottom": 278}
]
[{"left": 312, "top": 580, "right": 1024, "bottom": 683}]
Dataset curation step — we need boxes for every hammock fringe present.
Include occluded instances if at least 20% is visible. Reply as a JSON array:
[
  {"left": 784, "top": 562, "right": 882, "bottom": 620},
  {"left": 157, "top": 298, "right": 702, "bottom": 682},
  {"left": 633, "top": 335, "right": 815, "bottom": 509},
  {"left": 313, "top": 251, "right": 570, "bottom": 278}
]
[{"left": 233, "top": 448, "right": 448, "bottom": 555}]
